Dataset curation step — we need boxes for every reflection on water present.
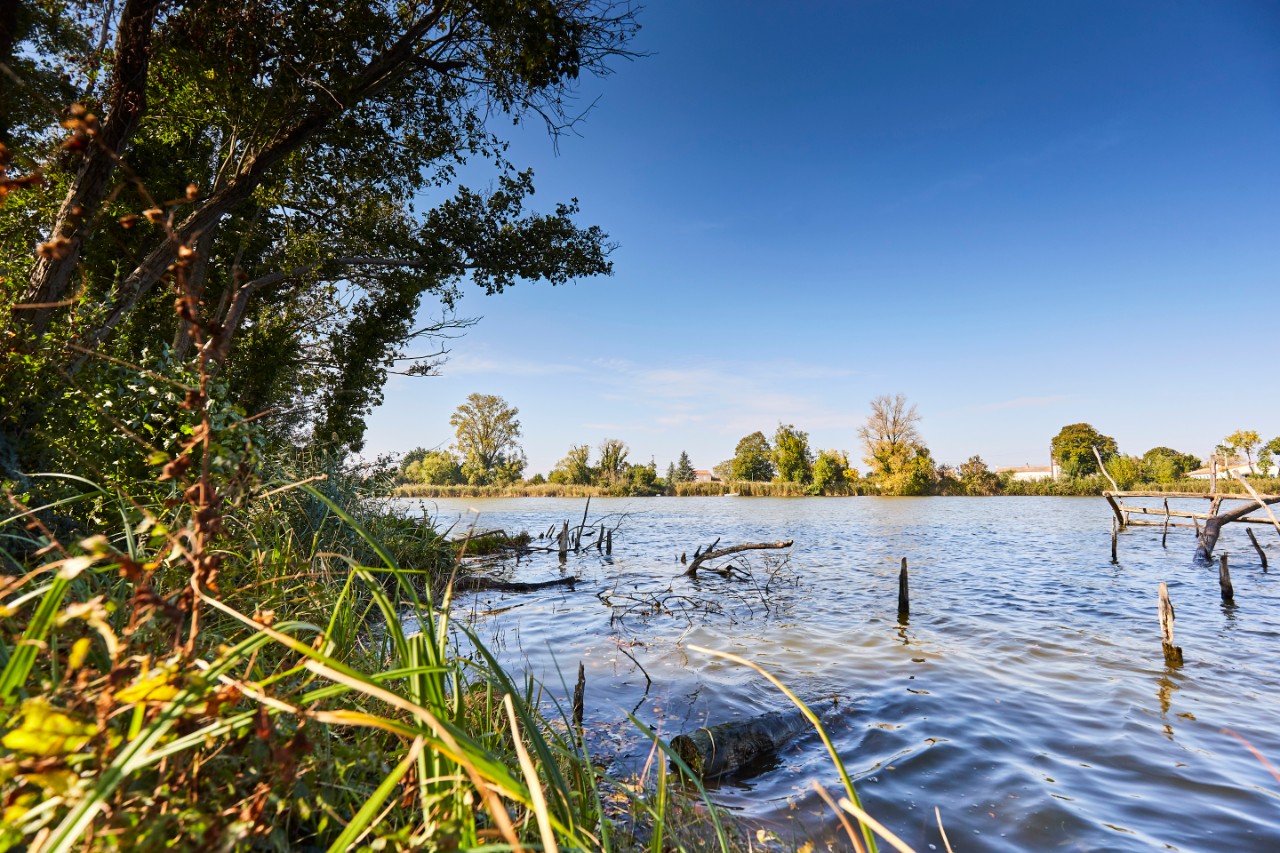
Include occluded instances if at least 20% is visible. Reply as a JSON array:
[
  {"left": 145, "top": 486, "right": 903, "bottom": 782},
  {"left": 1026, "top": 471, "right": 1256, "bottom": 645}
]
[{"left": 403, "top": 496, "right": 1280, "bottom": 852}]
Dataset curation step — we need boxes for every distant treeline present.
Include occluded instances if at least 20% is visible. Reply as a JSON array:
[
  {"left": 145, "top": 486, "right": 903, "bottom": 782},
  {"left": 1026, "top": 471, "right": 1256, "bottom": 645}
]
[{"left": 392, "top": 476, "right": 1280, "bottom": 499}]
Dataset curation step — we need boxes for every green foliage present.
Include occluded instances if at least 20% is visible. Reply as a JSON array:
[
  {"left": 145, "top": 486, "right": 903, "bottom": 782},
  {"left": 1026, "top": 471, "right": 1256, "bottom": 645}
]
[
  {"left": 448, "top": 393, "right": 525, "bottom": 485},
  {"left": 1223, "top": 429, "right": 1262, "bottom": 471},
  {"left": 1050, "top": 423, "right": 1118, "bottom": 477},
  {"left": 1105, "top": 455, "right": 1144, "bottom": 490},
  {"left": 2, "top": 0, "right": 634, "bottom": 462},
  {"left": 596, "top": 438, "right": 629, "bottom": 486},
  {"left": 1258, "top": 436, "right": 1280, "bottom": 478},
  {"left": 878, "top": 445, "right": 938, "bottom": 496},
  {"left": 403, "top": 449, "right": 464, "bottom": 486},
  {"left": 1141, "top": 446, "right": 1201, "bottom": 483},
  {"left": 809, "top": 449, "right": 850, "bottom": 495},
  {"left": 549, "top": 443, "right": 593, "bottom": 485},
  {"left": 957, "top": 455, "right": 1000, "bottom": 495},
  {"left": 673, "top": 451, "right": 696, "bottom": 483},
  {"left": 625, "top": 460, "right": 661, "bottom": 496},
  {"left": 730, "top": 431, "right": 775, "bottom": 482},
  {"left": 771, "top": 424, "right": 812, "bottom": 484}
]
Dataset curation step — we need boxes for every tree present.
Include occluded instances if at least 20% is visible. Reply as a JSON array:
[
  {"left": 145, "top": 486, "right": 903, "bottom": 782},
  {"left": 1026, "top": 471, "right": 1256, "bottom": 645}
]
[
  {"left": 404, "top": 450, "right": 463, "bottom": 485},
  {"left": 449, "top": 393, "right": 524, "bottom": 485},
  {"left": 626, "top": 459, "right": 659, "bottom": 495},
  {"left": 810, "top": 449, "right": 849, "bottom": 494},
  {"left": 958, "top": 455, "right": 999, "bottom": 495},
  {"left": 1105, "top": 455, "right": 1144, "bottom": 490},
  {"left": 1141, "top": 447, "right": 1201, "bottom": 483},
  {"left": 859, "top": 394, "right": 932, "bottom": 491},
  {"left": 549, "top": 444, "right": 593, "bottom": 485},
  {"left": 772, "top": 424, "right": 813, "bottom": 484},
  {"left": 1258, "top": 437, "right": 1280, "bottom": 479},
  {"left": 881, "top": 445, "right": 938, "bottom": 495},
  {"left": 673, "top": 451, "right": 696, "bottom": 483},
  {"left": 596, "top": 438, "right": 629, "bottom": 485},
  {"left": 1050, "top": 423, "right": 1117, "bottom": 477},
  {"left": 730, "top": 431, "right": 775, "bottom": 482},
  {"left": 1224, "top": 430, "right": 1262, "bottom": 473},
  {"left": 1, "top": 0, "right": 637, "bottom": 463},
  {"left": 664, "top": 461, "right": 676, "bottom": 487},
  {"left": 712, "top": 459, "right": 734, "bottom": 484},
  {"left": 858, "top": 394, "right": 922, "bottom": 474}
]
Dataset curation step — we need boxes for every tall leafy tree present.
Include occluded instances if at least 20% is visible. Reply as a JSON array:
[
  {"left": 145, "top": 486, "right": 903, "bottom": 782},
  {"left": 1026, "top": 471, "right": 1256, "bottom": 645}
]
[
  {"left": 1050, "top": 423, "right": 1117, "bottom": 477},
  {"left": 448, "top": 393, "right": 523, "bottom": 484},
  {"left": 730, "top": 431, "right": 775, "bottom": 482},
  {"left": 1223, "top": 430, "right": 1261, "bottom": 473},
  {"left": 596, "top": 438, "right": 629, "bottom": 484},
  {"left": 1, "top": 0, "right": 637, "bottom": 464},
  {"left": 1258, "top": 436, "right": 1280, "bottom": 479},
  {"left": 549, "top": 444, "right": 592, "bottom": 485},
  {"left": 772, "top": 423, "right": 813, "bottom": 484}
]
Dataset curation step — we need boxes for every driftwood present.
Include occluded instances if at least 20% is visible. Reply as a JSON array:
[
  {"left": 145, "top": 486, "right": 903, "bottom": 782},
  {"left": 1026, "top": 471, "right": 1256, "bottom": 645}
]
[
  {"left": 453, "top": 575, "right": 577, "bottom": 593},
  {"left": 671, "top": 700, "right": 835, "bottom": 779},
  {"left": 1199, "top": 495, "right": 1280, "bottom": 558},
  {"left": 684, "top": 540, "right": 794, "bottom": 576},
  {"left": 1247, "top": 528, "right": 1268, "bottom": 570},
  {"left": 1158, "top": 582, "right": 1183, "bottom": 666},
  {"left": 1219, "top": 554, "right": 1234, "bottom": 603}
]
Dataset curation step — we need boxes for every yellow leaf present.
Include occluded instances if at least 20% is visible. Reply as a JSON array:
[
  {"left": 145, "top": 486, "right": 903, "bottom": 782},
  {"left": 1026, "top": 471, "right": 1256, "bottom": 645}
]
[
  {"left": 1, "top": 699, "right": 98, "bottom": 757},
  {"left": 25, "top": 768, "right": 80, "bottom": 796},
  {"left": 115, "top": 670, "right": 180, "bottom": 703},
  {"left": 67, "top": 637, "right": 92, "bottom": 673}
]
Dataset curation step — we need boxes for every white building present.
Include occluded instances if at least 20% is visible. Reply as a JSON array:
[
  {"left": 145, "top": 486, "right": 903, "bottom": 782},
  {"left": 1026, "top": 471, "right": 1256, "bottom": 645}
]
[
  {"left": 1187, "top": 457, "right": 1278, "bottom": 479},
  {"left": 994, "top": 461, "right": 1062, "bottom": 481}
]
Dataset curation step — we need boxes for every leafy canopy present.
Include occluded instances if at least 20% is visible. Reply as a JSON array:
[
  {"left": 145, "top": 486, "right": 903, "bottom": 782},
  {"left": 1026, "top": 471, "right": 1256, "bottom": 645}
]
[
  {"left": 1050, "top": 423, "right": 1117, "bottom": 477},
  {"left": 448, "top": 393, "right": 524, "bottom": 484}
]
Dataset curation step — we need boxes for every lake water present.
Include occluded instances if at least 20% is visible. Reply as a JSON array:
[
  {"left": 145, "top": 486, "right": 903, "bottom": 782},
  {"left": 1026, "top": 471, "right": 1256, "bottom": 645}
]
[{"left": 401, "top": 496, "right": 1280, "bottom": 852}]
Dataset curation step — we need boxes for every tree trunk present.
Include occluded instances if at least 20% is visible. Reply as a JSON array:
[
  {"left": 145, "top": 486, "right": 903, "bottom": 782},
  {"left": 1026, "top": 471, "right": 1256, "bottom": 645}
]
[{"left": 20, "top": 0, "right": 161, "bottom": 338}]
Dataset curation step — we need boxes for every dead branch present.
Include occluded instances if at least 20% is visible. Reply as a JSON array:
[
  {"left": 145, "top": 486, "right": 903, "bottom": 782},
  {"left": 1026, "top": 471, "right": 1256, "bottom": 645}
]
[{"left": 685, "top": 540, "right": 794, "bottom": 577}]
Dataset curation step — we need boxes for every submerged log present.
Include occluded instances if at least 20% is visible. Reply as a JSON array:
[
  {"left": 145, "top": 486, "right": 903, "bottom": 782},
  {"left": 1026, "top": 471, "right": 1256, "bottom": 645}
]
[
  {"left": 671, "top": 700, "right": 835, "bottom": 779},
  {"left": 453, "top": 575, "right": 577, "bottom": 593},
  {"left": 684, "top": 540, "right": 794, "bottom": 576}
]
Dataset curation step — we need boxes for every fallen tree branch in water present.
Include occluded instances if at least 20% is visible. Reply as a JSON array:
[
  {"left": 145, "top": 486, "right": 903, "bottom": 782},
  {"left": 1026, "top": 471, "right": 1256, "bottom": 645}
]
[
  {"left": 684, "top": 540, "right": 794, "bottom": 576},
  {"left": 453, "top": 575, "right": 578, "bottom": 593}
]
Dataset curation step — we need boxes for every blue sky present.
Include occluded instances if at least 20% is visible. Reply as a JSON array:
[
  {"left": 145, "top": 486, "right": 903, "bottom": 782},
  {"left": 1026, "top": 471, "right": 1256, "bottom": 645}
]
[{"left": 365, "top": 0, "right": 1280, "bottom": 475}]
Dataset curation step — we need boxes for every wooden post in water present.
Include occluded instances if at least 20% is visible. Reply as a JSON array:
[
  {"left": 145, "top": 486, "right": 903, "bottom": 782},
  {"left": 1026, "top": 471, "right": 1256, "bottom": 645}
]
[
  {"left": 1111, "top": 517, "right": 1118, "bottom": 563},
  {"left": 572, "top": 661, "right": 586, "bottom": 737},
  {"left": 897, "top": 558, "right": 909, "bottom": 621},
  {"left": 1219, "top": 553, "right": 1234, "bottom": 603},
  {"left": 558, "top": 521, "right": 568, "bottom": 562},
  {"left": 1247, "top": 528, "right": 1268, "bottom": 570},
  {"left": 1158, "top": 583, "right": 1184, "bottom": 666},
  {"left": 606, "top": 529, "right": 613, "bottom": 555},
  {"left": 575, "top": 497, "right": 591, "bottom": 553},
  {"left": 1162, "top": 499, "right": 1170, "bottom": 548}
]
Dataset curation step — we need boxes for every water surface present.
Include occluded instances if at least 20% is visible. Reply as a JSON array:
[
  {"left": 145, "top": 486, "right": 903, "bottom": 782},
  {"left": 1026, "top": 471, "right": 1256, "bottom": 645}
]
[{"left": 404, "top": 496, "right": 1280, "bottom": 851}]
